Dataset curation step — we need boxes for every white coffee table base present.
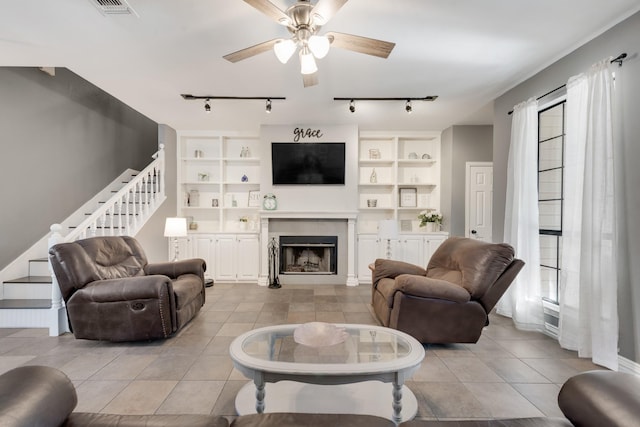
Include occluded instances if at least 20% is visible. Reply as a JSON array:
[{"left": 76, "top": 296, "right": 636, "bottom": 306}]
[{"left": 235, "top": 380, "right": 418, "bottom": 423}]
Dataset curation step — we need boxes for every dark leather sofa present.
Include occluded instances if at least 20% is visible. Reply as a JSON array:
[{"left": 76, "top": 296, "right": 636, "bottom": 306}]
[
  {"left": 49, "top": 236, "right": 207, "bottom": 342},
  {"left": 1, "top": 365, "right": 639, "bottom": 427},
  {"left": 372, "top": 237, "right": 524, "bottom": 344}
]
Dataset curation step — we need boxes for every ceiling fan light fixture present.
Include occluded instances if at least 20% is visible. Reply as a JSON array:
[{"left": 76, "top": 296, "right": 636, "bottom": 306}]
[
  {"left": 274, "top": 39, "right": 296, "bottom": 64},
  {"left": 299, "top": 47, "right": 318, "bottom": 75},
  {"left": 308, "top": 35, "right": 330, "bottom": 59}
]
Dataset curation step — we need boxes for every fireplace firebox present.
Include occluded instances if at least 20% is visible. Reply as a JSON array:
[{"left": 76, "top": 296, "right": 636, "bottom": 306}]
[{"left": 279, "top": 236, "right": 337, "bottom": 275}]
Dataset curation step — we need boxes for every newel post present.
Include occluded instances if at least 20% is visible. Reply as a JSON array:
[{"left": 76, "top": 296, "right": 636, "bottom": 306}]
[{"left": 48, "top": 224, "right": 69, "bottom": 336}]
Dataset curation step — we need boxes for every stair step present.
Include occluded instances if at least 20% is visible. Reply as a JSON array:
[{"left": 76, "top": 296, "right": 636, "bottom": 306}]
[
  {"left": 0, "top": 299, "right": 51, "bottom": 309},
  {"left": 28, "top": 258, "right": 50, "bottom": 277},
  {"left": 3, "top": 276, "right": 52, "bottom": 284}
]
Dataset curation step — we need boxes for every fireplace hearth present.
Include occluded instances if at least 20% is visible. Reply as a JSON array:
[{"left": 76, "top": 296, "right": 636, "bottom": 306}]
[{"left": 279, "top": 236, "right": 337, "bottom": 275}]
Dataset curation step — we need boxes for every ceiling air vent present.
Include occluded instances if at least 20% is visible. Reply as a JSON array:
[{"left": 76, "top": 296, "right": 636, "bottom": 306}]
[{"left": 90, "top": 0, "right": 138, "bottom": 16}]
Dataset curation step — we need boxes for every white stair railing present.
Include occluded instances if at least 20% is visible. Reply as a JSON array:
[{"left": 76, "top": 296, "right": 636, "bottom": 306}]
[{"left": 47, "top": 144, "right": 165, "bottom": 335}]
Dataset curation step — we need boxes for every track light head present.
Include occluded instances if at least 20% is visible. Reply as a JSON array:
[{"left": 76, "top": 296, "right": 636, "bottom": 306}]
[
  {"left": 405, "top": 100, "right": 412, "bottom": 114},
  {"left": 266, "top": 99, "right": 272, "bottom": 113},
  {"left": 204, "top": 99, "right": 211, "bottom": 113},
  {"left": 349, "top": 99, "right": 355, "bottom": 113}
]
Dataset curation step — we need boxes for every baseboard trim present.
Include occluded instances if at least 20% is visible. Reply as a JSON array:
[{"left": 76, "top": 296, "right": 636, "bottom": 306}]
[{"left": 618, "top": 355, "right": 640, "bottom": 375}]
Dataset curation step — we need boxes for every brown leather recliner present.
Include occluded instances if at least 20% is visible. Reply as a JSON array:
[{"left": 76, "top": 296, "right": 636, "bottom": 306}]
[
  {"left": 371, "top": 236, "right": 524, "bottom": 344},
  {"left": 49, "top": 236, "right": 207, "bottom": 342}
]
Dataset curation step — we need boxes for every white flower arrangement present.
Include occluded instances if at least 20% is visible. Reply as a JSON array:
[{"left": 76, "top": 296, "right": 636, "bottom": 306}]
[{"left": 418, "top": 210, "right": 443, "bottom": 227}]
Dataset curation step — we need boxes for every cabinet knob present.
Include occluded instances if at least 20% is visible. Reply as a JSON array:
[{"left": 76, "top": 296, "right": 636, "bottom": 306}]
[{"left": 471, "top": 230, "right": 477, "bottom": 234}]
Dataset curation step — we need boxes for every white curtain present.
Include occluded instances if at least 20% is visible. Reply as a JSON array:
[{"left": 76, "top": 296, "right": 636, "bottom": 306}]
[
  {"left": 559, "top": 59, "right": 618, "bottom": 370},
  {"left": 497, "top": 98, "right": 544, "bottom": 331}
]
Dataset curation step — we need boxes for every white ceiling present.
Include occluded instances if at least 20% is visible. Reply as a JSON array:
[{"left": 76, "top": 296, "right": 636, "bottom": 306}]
[{"left": 2, "top": 0, "right": 639, "bottom": 132}]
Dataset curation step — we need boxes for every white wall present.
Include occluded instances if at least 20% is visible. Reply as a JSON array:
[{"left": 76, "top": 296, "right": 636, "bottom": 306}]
[{"left": 259, "top": 125, "right": 359, "bottom": 212}]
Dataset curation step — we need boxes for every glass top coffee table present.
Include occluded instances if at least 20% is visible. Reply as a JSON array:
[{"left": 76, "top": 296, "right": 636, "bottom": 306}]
[{"left": 229, "top": 323, "right": 425, "bottom": 424}]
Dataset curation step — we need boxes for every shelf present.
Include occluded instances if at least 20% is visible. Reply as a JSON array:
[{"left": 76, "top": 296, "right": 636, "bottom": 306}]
[
  {"left": 398, "top": 207, "right": 433, "bottom": 211},
  {"left": 359, "top": 207, "right": 394, "bottom": 211},
  {"left": 183, "top": 181, "right": 220, "bottom": 185},
  {"left": 358, "top": 182, "right": 395, "bottom": 187},
  {"left": 397, "top": 182, "right": 437, "bottom": 187},
  {"left": 182, "top": 157, "right": 220, "bottom": 162},
  {"left": 358, "top": 159, "right": 395, "bottom": 165},
  {"left": 182, "top": 206, "right": 220, "bottom": 210},
  {"left": 223, "top": 157, "right": 260, "bottom": 163},
  {"left": 398, "top": 159, "right": 437, "bottom": 165},
  {"left": 223, "top": 182, "right": 260, "bottom": 186}
]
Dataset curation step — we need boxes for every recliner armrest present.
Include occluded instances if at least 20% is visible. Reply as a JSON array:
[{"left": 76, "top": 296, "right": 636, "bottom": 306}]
[
  {"left": 69, "top": 275, "right": 173, "bottom": 303},
  {"left": 146, "top": 259, "right": 206, "bottom": 280},
  {"left": 373, "top": 259, "right": 427, "bottom": 285},
  {"left": 394, "top": 274, "right": 471, "bottom": 303},
  {"left": 0, "top": 366, "right": 77, "bottom": 427},
  {"left": 558, "top": 370, "right": 640, "bottom": 427}
]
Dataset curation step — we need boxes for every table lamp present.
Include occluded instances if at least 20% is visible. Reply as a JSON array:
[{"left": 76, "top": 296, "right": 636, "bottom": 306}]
[
  {"left": 164, "top": 217, "right": 187, "bottom": 261},
  {"left": 378, "top": 219, "right": 398, "bottom": 259}
]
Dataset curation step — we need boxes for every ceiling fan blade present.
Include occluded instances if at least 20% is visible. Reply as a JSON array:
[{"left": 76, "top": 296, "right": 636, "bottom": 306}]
[
  {"left": 303, "top": 72, "right": 319, "bottom": 88},
  {"left": 311, "top": 0, "right": 348, "bottom": 25},
  {"left": 243, "top": 0, "right": 290, "bottom": 25},
  {"left": 223, "top": 38, "right": 279, "bottom": 63},
  {"left": 325, "top": 31, "right": 395, "bottom": 58}
]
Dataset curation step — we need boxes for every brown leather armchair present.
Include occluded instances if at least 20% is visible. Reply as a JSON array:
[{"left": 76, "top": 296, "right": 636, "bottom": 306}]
[
  {"left": 371, "top": 236, "right": 524, "bottom": 344},
  {"left": 49, "top": 236, "right": 207, "bottom": 342}
]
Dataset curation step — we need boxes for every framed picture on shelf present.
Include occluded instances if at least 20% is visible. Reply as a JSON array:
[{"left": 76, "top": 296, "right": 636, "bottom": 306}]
[
  {"left": 399, "top": 187, "right": 417, "bottom": 207},
  {"left": 248, "top": 190, "right": 261, "bottom": 207}
]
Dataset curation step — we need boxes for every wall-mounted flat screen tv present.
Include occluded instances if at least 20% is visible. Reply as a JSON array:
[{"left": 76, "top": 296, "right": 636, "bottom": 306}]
[{"left": 271, "top": 142, "right": 346, "bottom": 185}]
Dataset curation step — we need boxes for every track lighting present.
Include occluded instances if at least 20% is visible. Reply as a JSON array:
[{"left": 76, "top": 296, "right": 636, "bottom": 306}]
[
  {"left": 266, "top": 99, "right": 272, "bottom": 113},
  {"left": 204, "top": 99, "right": 211, "bottom": 114},
  {"left": 334, "top": 96, "right": 437, "bottom": 113}
]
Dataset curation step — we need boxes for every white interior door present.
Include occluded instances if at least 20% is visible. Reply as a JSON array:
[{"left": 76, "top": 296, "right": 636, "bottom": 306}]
[{"left": 466, "top": 162, "right": 493, "bottom": 241}]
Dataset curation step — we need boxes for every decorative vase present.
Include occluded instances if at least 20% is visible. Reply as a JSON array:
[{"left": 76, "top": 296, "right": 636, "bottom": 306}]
[
  {"left": 369, "top": 168, "right": 377, "bottom": 183},
  {"left": 426, "top": 222, "right": 436, "bottom": 232}
]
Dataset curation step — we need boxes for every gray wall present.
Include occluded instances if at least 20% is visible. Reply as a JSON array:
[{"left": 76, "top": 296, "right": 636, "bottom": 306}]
[
  {"left": 441, "top": 125, "right": 493, "bottom": 237},
  {"left": 493, "top": 11, "right": 640, "bottom": 363},
  {"left": 0, "top": 67, "right": 158, "bottom": 269}
]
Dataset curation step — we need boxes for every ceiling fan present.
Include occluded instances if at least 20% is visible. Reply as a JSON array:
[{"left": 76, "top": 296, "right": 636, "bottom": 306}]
[{"left": 223, "top": 0, "right": 395, "bottom": 87}]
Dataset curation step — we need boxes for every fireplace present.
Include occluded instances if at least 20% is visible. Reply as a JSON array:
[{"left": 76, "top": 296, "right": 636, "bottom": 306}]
[{"left": 279, "top": 236, "right": 337, "bottom": 275}]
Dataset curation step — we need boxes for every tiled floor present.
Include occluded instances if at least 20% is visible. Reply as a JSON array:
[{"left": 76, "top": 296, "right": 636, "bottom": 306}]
[{"left": 0, "top": 283, "right": 603, "bottom": 421}]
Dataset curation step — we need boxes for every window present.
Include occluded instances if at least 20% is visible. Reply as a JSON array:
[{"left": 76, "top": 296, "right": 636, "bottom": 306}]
[{"left": 538, "top": 102, "right": 565, "bottom": 304}]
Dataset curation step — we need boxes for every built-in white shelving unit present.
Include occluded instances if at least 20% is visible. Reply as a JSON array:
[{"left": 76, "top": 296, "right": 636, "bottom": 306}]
[
  {"left": 177, "top": 131, "right": 261, "bottom": 233},
  {"left": 357, "top": 131, "right": 442, "bottom": 234}
]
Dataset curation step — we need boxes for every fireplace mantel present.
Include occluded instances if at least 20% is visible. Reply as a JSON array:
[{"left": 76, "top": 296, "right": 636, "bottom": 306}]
[
  {"left": 259, "top": 211, "right": 358, "bottom": 220},
  {"left": 258, "top": 211, "right": 359, "bottom": 287}
]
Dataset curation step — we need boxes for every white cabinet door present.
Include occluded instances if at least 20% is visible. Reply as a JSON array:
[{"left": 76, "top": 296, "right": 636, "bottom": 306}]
[
  {"left": 214, "top": 235, "right": 236, "bottom": 281},
  {"left": 398, "top": 234, "right": 425, "bottom": 268},
  {"left": 192, "top": 235, "right": 215, "bottom": 278},
  {"left": 236, "top": 235, "right": 260, "bottom": 281},
  {"left": 357, "top": 234, "right": 383, "bottom": 283}
]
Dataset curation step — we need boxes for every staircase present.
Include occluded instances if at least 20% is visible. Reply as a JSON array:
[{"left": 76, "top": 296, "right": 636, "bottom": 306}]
[{"left": 0, "top": 145, "right": 166, "bottom": 335}]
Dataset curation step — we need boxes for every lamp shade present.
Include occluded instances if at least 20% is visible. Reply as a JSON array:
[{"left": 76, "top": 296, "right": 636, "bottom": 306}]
[
  {"left": 299, "top": 47, "right": 318, "bottom": 74},
  {"left": 378, "top": 219, "right": 398, "bottom": 240},
  {"left": 164, "top": 217, "right": 187, "bottom": 237},
  {"left": 274, "top": 39, "right": 296, "bottom": 64},
  {"left": 308, "top": 35, "right": 330, "bottom": 59}
]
